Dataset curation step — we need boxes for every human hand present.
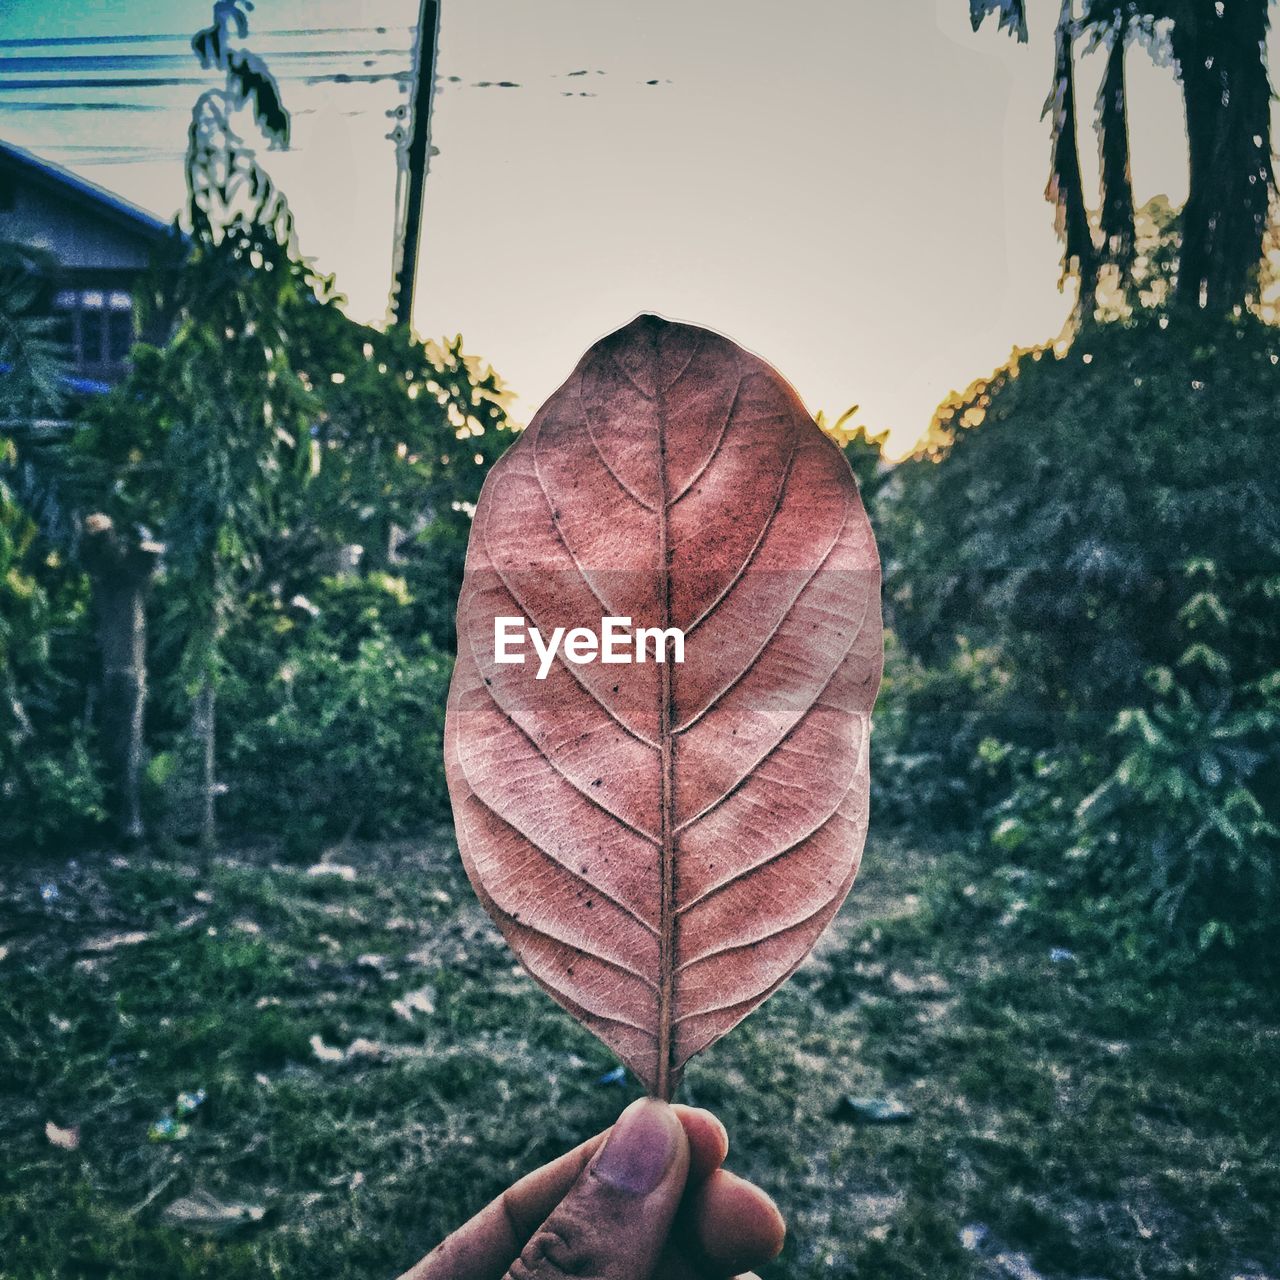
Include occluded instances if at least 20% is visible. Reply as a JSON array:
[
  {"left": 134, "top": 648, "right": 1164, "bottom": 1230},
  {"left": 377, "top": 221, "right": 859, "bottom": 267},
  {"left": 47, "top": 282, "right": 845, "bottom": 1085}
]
[{"left": 400, "top": 1099, "right": 786, "bottom": 1279}]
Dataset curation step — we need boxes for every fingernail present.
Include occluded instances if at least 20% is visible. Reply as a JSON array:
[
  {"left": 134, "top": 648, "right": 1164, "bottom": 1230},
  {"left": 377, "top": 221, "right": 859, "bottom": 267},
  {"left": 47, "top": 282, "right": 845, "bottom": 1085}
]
[{"left": 593, "top": 1099, "right": 679, "bottom": 1195}]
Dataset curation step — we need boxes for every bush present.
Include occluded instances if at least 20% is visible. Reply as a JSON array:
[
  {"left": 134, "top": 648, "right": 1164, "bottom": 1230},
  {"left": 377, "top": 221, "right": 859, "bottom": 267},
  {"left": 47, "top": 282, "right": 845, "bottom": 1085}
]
[
  {"left": 877, "top": 315, "right": 1280, "bottom": 958},
  {"left": 871, "top": 630, "right": 1021, "bottom": 827},
  {"left": 1073, "top": 561, "right": 1280, "bottom": 954},
  {"left": 0, "top": 736, "right": 106, "bottom": 855},
  {"left": 219, "top": 615, "right": 451, "bottom": 855},
  {"left": 0, "top": 478, "right": 106, "bottom": 855},
  {"left": 885, "top": 314, "right": 1280, "bottom": 736}
]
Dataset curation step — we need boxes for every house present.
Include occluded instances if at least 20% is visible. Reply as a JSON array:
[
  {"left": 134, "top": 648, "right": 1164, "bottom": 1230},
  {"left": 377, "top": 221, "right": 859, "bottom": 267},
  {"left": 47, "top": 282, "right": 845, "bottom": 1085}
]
[{"left": 0, "top": 138, "right": 177, "bottom": 387}]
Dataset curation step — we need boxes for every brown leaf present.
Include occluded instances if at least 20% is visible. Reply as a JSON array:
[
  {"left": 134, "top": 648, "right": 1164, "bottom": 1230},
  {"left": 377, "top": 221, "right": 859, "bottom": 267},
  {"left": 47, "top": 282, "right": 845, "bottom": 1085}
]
[
  {"left": 45, "top": 1120, "right": 80, "bottom": 1151},
  {"left": 445, "top": 315, "right": 882, "bottom": 1096}
]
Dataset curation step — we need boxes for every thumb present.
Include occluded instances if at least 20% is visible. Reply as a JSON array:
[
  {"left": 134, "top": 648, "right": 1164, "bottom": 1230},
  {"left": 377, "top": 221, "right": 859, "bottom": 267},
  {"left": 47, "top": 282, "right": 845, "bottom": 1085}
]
[{"left": 507, "top": 1099, "right": 690, "bottom": 1280}]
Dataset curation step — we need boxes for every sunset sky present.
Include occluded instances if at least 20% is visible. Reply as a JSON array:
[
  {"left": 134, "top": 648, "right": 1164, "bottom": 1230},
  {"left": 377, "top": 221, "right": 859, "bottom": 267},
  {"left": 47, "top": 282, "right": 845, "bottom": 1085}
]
[{"left": 3, "top": 0, "right": 1277, "bottom": 454}]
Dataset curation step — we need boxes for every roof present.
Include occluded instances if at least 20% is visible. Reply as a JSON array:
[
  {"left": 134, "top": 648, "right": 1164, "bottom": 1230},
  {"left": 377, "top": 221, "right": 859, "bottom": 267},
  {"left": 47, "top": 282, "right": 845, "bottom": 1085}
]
[{"left": 0, "top": 137, "right": 177, "bottom": 245}]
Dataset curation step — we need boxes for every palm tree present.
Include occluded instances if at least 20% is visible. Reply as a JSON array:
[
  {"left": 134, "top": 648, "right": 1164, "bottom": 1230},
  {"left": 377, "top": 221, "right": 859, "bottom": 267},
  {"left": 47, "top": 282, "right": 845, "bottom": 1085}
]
[
  {"left": 969, "top": 0, "right": 1277, "bottom": 317},
  {"left": 186, "top": 0, "right": 293, "bottom": 245},
  {"left": 176, "top": 0, "right": 297, "bottom": 847}
]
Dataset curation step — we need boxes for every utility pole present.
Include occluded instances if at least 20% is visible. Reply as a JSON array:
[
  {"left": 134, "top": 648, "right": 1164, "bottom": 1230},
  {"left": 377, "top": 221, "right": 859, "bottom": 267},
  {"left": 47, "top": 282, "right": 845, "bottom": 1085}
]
[{"left": 390, "top": 0, "right": 441, "bottom": 329}]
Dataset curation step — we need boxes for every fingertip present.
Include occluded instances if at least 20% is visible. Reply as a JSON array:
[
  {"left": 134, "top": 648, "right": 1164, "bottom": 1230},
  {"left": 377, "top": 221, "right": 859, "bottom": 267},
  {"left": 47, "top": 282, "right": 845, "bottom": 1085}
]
[
  {"left": 671, "top": 1105, "right": 728, "bottom": 1180},
  {"left": 688, "top": 1168, "right": 786, "bottom": 1271},
  {"left": 594, "top": 1097, "right": 687, "bottom": 1195}
]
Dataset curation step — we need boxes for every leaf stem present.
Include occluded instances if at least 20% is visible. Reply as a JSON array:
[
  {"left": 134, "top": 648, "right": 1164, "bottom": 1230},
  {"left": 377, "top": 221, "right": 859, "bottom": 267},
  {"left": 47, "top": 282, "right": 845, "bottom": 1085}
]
[{"left": 655, "top": 382, "right": 676, "bottom": 1101}]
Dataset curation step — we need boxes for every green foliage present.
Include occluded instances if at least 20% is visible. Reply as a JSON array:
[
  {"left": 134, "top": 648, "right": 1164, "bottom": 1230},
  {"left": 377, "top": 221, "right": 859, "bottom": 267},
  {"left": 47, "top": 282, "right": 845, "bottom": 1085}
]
[
  {"left": 0, "top": 0, "right": 514, "bottom": 854},
  {"left": 3, "top": 200, "right": 513, "bottom": 854},
  {"left": 69, "top": 352, "right": 178, "bottom": 536},
  {"left": 136, "top": 226, "right": 323, "bottom": 665},
  {"left": 218, "top": 587, "right": 452, "bottom": 855},
  {"left": 289, "top": 572, "right": 419, "bottom": 655},
  {"left": 0, "top": 250, "right": 108, "bottom": 854},
  {"left": 888, "top": 313, "right": 1280, "bottom": 730},
  {"left": 0, "top": 243, "right": 67, "bottom": 420},
  {"left": 1, "top": 737, "right": 106, "bottom": 854},
  {"left": 118, "top": 222, "right": 511, "bottom": 838},
  {"left": 883, "top": 314, "right": 1280, "bottom": 960},
  {"left": 1073, "top": 563, "right": 1280, "bottom": 952},
  {"left": 0, "top": 499, "right": 105, "bottom": 854},
  {"left": 816, "top": 407, "right": 893, "bottom": 506},
  {"left": 980, "top": 742, "right": 1083, "bottom": 864},
  {"left": 130, "top": 221, "right": 512, "bottom": 662},
  {"left": 274, "top": 313, "right": 511, "bottom": 646},
  {"left": 871, "top": 631, "right": 1018, "bottom": 826}
]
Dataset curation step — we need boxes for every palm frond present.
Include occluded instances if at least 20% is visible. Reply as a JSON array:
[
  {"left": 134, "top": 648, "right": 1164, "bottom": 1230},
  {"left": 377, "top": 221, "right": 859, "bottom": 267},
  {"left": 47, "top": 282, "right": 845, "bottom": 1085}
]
[
  {"left": 1096, "top": 10, "right": 1136, "bottom": 280},
  {"left": 969, "top": 0, "right": 1029, "bottom": 41},
  {"left": 0, "top": 244, "right": 68, "bottom": 422},
  {"left": 185, "top": 0, "right": 292, "bottom": 246},
  {"left": 1043, "top": 0, "right": 1098, "bottom": 299}
]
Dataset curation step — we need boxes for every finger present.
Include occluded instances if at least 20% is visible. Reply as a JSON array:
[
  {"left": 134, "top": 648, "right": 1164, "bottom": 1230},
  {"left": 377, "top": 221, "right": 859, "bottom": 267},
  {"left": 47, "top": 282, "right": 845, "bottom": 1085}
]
[
  {"left": 674, "top": 1106, "right": 728, "bottom": 1182},
  {"left": 654, "top": 1168, "right": 785, "bottom": 1280},
  {"left": 504, "top": 1098, "right": 689, "bottom": 1280},
  {"left": 401, "top": 1134, "right": 602, "bottom": 1280},
  {"left": 682, "top": 1169, "right": 786, "bottom": 1274},
  {"left": 403, "top": 1104, "right": 727, "bottom": 1280}
]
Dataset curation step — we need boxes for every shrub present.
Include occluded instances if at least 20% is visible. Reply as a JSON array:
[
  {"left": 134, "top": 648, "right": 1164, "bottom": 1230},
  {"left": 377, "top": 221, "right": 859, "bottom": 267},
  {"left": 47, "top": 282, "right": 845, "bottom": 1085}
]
[
  {"left": 219, "top": 619, "right": 451, "bottom": 855},
  {"left": 0, "top": 480, "right": 106, "bottom": 855},
  {"left": 885, "top": 314, "right": 1280, "bottom": 737},
  {"left": 963, "top": 561, "right": 1280, "bottom": 962},
  {"left": 1074, "top": 562, "right": 1280, "bottom": 953},
  {"left": 871, "top": 630, "right": 1023, "bottom": 827},
  {"left": 878, "top": 315, "right": 1280, "bottom": 959}
]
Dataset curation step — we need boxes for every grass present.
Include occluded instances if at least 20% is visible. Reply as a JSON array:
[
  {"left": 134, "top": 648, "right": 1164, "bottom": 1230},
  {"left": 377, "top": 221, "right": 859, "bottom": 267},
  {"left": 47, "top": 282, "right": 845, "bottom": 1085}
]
[{"left": 1, "top": 829, "right": 1277, "bottom": 1279}]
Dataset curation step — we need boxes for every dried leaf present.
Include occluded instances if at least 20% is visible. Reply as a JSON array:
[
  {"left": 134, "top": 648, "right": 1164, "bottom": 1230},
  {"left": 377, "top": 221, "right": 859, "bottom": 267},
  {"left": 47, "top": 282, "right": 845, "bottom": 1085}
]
[
  {"left": 82, "top": 931, "right": 150, "bottom": 953},
  {"left": 45, "top": 1121, "right": 79, "bottom": 1150},
  {"left": 831, "top": 1095, "right": 913, "bottom": 1125},
  {"left": 161, "top": 1189, "right": 266, "bottom": 1235},
  {"left": 391, "top": 986, "right": 436, "bottom": 1021},
  {"left": 309, "top": 1033, "right": 346, "bottom": 1063},
  {"left": 445, "top": 315, "right": 882, "bottom": 1096}
]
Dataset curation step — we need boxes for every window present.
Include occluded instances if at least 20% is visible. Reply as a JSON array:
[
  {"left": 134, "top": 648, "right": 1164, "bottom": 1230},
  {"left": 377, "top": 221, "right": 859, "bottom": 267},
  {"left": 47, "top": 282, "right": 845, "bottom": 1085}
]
[
  {"left": 54, "top": 287, "right": 135, "bottom": 371},
  {"left": 106, "top": 293, "right": 134, "bottom": 363}
]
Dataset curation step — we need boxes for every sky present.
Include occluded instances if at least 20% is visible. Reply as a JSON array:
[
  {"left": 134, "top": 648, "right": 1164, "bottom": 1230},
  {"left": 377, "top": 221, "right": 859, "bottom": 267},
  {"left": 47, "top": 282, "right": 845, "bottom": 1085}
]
[{"left": 3, "top": 0, "right": 1277, "bottom": 455}]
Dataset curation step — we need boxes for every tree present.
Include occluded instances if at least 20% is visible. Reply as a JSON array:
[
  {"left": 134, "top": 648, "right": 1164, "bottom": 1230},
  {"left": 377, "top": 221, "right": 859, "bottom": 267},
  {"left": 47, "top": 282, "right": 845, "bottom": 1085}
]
[
  {"left": 4, "top": 0, "right": 517, "bottom": 852},
  {"left": 969, "top": 0, "right": 1277, "bottom": 317},
  {"left": 3, "top": 0, "right": 301, "bottom": 847},
  {"left": 149, "top": 0, "right": 301, "bottom": 846},
  {"left": 1, "top": 244, "right": 157, "bottom": 841},
  {"left": 186, "top": 0, "right": 293, "bottom": 246},
  {"left": 815, "top": 406, "right": 894, "bottom": 509},
  {"left": 140, "top": 228, "right": 319, "bottom": 847},
  {"left": 0, "top": 246, "right": 108, "bottom": 849}
]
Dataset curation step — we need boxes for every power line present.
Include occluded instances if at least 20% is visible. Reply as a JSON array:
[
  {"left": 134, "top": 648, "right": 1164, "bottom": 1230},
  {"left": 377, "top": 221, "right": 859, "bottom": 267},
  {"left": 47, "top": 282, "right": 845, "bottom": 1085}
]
[{"left": 0, "top": 27, "right": 412, "bottom": 49}]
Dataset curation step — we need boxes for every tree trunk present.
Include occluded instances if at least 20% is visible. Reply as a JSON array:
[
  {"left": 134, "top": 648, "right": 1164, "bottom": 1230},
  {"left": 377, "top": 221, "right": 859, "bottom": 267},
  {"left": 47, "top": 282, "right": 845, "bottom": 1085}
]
[
  {"left": 84, "top": 520, "right": 159, "bottom": 844},
  {"left": 193, "top": 673, "right": 217, "bottom": 850},
  {"left": 1170, "top": 0, "right": 1275, "bottom": 314},
  {"left": 1044, "top": 0, "right": 1098, "bottom": 314}
]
